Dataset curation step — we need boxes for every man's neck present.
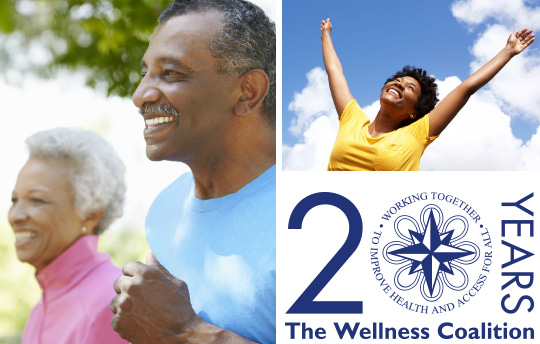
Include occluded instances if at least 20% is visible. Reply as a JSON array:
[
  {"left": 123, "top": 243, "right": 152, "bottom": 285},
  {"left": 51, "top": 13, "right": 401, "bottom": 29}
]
[
  {"left": 188, "top": 122, "right": 275, "bottom": 199},
  {"left": 189, "top": 154, "right": 274, "bottom": 200}
]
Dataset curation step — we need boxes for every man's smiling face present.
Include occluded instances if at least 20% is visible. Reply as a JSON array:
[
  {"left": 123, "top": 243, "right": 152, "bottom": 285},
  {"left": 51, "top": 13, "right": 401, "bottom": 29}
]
[{"left": 132, "top": 9, "right": 241, "bottom": 163}]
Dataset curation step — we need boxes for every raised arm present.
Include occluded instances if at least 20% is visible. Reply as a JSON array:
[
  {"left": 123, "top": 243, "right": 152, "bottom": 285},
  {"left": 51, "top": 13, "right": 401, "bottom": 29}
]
[
  {"left": 321, "top": 18, "right": 354, "bottom": 118},
  {"left": 428, "top": 28, "right": 535, "bottom": 137}
]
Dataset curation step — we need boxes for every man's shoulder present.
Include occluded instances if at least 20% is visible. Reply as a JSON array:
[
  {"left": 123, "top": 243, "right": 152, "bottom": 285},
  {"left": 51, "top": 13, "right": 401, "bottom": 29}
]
[{"left": 243, "top": 165, "right": 276, "bottom": 193}]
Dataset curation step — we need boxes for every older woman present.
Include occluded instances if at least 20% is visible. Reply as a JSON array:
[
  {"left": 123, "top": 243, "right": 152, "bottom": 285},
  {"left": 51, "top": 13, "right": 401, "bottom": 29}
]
[
  {"left": 9, "top": 128, "right": 128, "bottom": 343},
  {"left": 321, "top": 18, "right": 535, "bottom": 171}
]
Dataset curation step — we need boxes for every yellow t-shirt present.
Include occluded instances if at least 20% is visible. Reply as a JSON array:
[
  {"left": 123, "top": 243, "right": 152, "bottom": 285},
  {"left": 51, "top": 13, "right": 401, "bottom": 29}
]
[{"left": 328, "top": 99, "right": 438, "bottom": 171}]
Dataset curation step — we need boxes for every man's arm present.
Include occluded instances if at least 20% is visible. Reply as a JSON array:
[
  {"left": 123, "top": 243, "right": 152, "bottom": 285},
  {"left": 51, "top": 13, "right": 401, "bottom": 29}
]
[
  {"left": 110, "top": 253, "right": 256, "bottom": 344},
  {"left": 428, "top": 28, "right": 535, "bottom": 137},
  {"left": 321, "top": 18, "right": 354, "bottom": 118}
]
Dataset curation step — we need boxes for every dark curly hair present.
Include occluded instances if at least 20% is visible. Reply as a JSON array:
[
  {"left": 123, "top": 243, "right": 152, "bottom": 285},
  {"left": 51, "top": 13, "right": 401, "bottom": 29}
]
[{"left": 383, "top": 65, "right": 439, "bottom": 123}]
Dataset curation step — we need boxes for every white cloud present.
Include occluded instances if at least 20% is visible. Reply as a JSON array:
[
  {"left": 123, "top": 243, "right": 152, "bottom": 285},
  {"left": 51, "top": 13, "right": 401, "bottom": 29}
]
[
  {"left": 469, "top": 24, "right": 540, "bottom": 121},
  {"left": 282, "top": 67, "right": 338, "bottom": 171},
  {"left": 520, "top": 128, "right": 540, "bottom": 169},
  {"left": 283, "top": 115, "right": 337, "bottom": 171},
  {"left": 284, "top": 0, "right": 540, "bottom": 171},
  {"left": 451, "top": 0, "right": 540, "bottom": 29},
  {"left": 421, "top": 77, "right": 527, "bottom": 170},
  {"left": 286, "top": 67, "right": 336, "bottom": 137}
]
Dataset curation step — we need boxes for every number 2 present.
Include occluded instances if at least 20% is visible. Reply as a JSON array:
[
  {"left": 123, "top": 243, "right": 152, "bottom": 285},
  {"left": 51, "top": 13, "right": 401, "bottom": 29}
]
[{"left": 287, "top": 192, "right": 363, "bottom": 314}]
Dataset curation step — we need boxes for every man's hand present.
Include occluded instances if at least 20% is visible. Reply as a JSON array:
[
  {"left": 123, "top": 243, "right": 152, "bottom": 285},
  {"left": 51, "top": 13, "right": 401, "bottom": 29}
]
[
  {"left": 506, "top": 28, "right": 535, "bottom": 56},
  {"left": 320, "top": 18, "right": 332, "bottom": 39},
  {"left": 110, "top": 253, "right": 197, "bottom": 343}
]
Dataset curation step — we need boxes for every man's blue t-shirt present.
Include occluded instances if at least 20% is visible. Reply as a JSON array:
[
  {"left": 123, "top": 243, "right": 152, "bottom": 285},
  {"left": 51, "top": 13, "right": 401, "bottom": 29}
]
[{"left": 146, "top": 166, "right": 276, "bottom": 344}]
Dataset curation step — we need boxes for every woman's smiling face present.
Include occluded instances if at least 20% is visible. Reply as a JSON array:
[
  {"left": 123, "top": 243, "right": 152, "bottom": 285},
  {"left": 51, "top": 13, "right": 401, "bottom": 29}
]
[
  {"left": 8, "top": 158, "right": 84, "bottom": 272},
  {"left": 380, "top": 76, "right": 421, "bottom": 119}
]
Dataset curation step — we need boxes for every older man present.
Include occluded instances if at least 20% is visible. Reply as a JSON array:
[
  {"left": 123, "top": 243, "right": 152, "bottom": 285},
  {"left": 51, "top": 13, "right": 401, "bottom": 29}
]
[{"left": 109, "top": 0, "right": 276, "bottom": 343}]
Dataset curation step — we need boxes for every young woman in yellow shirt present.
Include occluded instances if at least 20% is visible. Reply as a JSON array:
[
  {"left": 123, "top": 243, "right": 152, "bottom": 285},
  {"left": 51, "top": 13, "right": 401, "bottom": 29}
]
[{"left": 321, "top": 18, "right": 535, "bottom": 171}]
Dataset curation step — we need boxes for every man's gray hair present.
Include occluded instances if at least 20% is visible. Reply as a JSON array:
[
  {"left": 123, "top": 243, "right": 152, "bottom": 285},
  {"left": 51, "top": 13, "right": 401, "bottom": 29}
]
[
  {"left": 159, "top": 0, "right": 276, "bottom": 125},
  {"left": 25, "top": 128, "right": 126, "bottom": 234}
]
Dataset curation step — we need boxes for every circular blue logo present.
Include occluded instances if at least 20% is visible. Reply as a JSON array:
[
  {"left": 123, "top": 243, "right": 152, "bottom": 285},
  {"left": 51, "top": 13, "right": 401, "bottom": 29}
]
[{"left": 370, "top": 192, "right": 492, "bottom": 314}]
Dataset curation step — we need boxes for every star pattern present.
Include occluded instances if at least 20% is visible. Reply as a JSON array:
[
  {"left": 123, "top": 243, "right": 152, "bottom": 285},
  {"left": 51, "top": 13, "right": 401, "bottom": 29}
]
[{"left": 389, "top": 209, "right": 474, "bottom": 296}]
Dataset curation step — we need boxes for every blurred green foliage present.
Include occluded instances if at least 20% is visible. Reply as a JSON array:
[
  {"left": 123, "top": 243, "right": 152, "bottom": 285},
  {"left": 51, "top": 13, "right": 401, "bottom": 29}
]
[{"left": 0, "top": 0, "right": 171, "bottom": 97}]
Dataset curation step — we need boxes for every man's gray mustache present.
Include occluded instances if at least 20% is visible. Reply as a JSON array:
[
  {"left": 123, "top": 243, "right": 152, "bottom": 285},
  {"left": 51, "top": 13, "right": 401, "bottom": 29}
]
[{"left": 139, "top": 103, "right": 180, "bottom": 116}]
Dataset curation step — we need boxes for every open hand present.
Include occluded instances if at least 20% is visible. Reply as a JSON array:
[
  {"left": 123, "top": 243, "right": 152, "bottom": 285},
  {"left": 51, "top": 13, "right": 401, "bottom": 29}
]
[
  {"left": 507, "top": 28, "right": 535, "bottom": 56},
  {"left": 110, "top": 253, "right": 197, "bottom": 343},
  {"left": 320, "top": 18, "right": 332, "bottom": 39}
]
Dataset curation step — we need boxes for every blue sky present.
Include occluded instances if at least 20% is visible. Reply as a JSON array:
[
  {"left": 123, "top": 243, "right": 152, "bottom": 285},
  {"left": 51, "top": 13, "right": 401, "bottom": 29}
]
[{"left": 282, "top": 0, "right": 540, "bottom": 170}]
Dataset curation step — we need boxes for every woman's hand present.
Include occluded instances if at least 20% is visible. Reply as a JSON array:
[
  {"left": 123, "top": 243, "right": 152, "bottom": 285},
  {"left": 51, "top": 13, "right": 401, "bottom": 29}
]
[
  {"left": 320, "top": 18, "right": 332, "bottom": 39},
  {"left": 506, "top": 28, "right": 535, "bottom": 56},
  {"left": 319, "top": 17, "right": 353, "bottom": 117}
]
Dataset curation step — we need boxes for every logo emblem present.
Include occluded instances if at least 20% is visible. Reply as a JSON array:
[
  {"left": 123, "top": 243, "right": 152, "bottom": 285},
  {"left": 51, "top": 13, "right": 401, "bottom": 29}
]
[{"left": 370, "top": 192, "right": 492, "bottom": 314}]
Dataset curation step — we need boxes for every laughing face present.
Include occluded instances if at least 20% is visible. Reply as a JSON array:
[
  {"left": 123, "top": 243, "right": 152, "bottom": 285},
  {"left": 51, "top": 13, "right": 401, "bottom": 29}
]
[
  {"left": 132, "top": 10, "right": 241, "bottom": 163},
  {"left": 8, "top": 158, "right": 84, "bottom": 272},
  {"left": 380, "top": 76, "right": 421, "bottom": 120}
]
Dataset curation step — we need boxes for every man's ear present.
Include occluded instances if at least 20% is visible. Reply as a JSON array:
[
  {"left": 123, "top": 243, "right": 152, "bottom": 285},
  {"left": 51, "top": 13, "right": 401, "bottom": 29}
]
[{"left": 233, "top": 69, "right": 269, "bottom": 117}]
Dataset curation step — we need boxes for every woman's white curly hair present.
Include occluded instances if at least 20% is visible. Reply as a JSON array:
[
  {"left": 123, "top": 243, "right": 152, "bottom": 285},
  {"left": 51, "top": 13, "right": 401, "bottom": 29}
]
[{"left": 25, "top": 127, "right": 126, "bottom": 234}]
